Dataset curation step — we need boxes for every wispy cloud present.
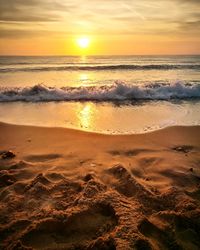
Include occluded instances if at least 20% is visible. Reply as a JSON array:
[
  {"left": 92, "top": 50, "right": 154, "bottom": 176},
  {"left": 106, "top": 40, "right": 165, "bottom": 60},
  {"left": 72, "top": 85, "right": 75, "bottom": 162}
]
[
  {"left": 0, "top": 0, "right": 200, "bottom": 38},
  {"left": 0, "top": 0, "right": 69, "bottom": 22}
]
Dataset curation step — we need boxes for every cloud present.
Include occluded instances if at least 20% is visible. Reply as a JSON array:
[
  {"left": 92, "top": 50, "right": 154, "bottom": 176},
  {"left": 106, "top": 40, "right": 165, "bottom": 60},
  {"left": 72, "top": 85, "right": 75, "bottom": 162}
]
[
  {"left": 0, "top": 0, "right": 69, "bottom": 22},
  {"left": 0, "top": 0, "right": 200, "bottom": 38},
  {"left": 0, "top": 28, "right": 45, "bottom": 38},
  {"left": 175, "top": 0, "right": 200, "bottom": 3},
  {"left": 178, "top": 20, "right": 200, "bottom": 32}
]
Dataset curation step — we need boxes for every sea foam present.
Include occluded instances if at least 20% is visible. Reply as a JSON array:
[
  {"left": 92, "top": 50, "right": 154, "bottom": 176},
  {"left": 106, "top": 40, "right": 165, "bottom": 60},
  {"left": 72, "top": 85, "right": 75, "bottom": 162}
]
[{"left": 0, "top": 82, "right": 199, "bottom": 102}]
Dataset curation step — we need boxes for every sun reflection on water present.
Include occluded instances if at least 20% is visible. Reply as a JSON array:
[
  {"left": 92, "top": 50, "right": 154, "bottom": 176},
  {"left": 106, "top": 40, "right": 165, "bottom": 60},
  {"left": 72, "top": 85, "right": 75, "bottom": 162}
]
[
  {"left": 78, "top": 73, "right": 93, "bottom": 87},
  {"left": 80, "top": 55, "right": 87, "bottom": 63},
  {"left": 79, "top": 73, "right": 88, "bottom": 82},
  {"left": 77, "top": 103, "right": 95, "bottom": 130}
]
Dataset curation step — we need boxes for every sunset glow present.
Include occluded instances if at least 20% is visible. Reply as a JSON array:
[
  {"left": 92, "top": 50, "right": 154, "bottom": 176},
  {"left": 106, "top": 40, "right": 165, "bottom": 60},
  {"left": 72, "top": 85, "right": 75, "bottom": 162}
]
[{"left": 0, "top": 0, "right": 200, "bottom": 55}]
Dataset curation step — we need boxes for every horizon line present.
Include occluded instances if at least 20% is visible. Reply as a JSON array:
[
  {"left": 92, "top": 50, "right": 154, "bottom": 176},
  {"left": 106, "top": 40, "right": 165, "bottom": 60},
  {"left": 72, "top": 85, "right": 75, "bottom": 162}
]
[{"left": 0, "top": 54, "right": 200, "bottom": 57}]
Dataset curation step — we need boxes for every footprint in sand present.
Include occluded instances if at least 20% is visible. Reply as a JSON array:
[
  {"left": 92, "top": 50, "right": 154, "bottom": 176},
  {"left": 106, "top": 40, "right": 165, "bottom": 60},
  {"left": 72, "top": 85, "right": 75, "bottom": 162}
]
[
  {"left": 106, "top": 164, "right": 151, "bottom": 198},
  {"left": 21, "top": 204, "right": 118, "bottom": 249},
  {"left": 0, "top": 170, "right": 16, "bottom": 188},
  {"left": 25, "top": 153, "right": 62, "bottom": 163},
  {"left": 138, "top": 213, "right": 200, "bottom": 250},
  {"left": 108, "top": 149, "right": 153, "bottom": 157},
  {"left": 138, "top": 217, "right": 181, "bottom": 250},
  {"left": 171, "top": 145, "right": 194, "bottom": 154}
]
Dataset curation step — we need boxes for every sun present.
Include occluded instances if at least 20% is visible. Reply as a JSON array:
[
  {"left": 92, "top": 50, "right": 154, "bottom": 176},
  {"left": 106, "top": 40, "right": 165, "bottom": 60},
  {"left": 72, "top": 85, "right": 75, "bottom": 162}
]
[{"left": 77, "top": 37, "right": 90, "bottom": 49}]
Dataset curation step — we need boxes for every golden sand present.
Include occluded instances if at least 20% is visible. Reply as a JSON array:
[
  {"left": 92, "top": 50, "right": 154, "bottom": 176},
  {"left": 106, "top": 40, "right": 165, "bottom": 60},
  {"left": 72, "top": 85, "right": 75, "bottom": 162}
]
[{"left": 0, "top": 122, "right": 200, "bottom": 249}]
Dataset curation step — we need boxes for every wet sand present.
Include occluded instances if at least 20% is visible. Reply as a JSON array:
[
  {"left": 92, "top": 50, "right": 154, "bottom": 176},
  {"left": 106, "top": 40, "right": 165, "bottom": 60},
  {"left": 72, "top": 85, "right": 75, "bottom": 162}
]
[{"left": 0, "top": 122, "right": 200, "bottom": 250}]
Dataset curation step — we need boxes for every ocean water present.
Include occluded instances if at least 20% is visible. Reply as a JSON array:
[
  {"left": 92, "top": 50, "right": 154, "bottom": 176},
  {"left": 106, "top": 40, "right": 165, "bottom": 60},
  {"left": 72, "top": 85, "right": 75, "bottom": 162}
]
[{"left": 0, "top": 55, "right": 200, "bottom": 133}]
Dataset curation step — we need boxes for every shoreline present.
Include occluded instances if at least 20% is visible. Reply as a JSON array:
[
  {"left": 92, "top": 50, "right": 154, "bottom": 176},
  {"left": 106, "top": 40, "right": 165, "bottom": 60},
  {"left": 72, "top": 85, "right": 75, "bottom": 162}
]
[
  {"left": 1, "top": 120, "right": 200, "bottom": 135},
  {"left": 1, "top": 99, "right": 200, "bottom": 135},
  {"left": 0, "top": 122, "right": 200, "bottom": 249},
  {"left": 1, "top": 119, "right": 200, "bottom": 136}
]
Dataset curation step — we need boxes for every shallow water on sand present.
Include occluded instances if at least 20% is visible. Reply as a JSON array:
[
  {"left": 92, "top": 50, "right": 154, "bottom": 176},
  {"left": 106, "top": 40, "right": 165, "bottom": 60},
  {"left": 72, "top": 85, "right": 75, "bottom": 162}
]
[{"left": 0, "top": 100, "right": 199, "bottom": 134}]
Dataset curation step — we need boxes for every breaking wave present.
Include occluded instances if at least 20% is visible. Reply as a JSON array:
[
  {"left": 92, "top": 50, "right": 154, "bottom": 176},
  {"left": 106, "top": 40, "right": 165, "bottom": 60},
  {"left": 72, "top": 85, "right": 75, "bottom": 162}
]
[
  {"left": 0, "top": 64, "right": 200, "bottom": 72},
  {"left": 0, "top": 82, "right": 200, "bottom": 102}
]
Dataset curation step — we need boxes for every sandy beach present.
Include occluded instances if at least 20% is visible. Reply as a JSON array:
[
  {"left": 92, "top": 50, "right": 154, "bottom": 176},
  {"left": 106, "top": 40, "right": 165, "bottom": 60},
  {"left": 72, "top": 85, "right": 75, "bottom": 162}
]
[
  {"left": 1, "top": 0, "right": 200, "bottom": 248},
  {"left": 0, "top": 122, "right": 200, "bottom": 249}
]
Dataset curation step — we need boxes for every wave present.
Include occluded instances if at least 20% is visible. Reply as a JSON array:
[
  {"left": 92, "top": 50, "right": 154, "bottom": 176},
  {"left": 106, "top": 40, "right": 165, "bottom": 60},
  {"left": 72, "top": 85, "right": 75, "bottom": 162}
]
[
  {"left": 0, "top": 64, "right": 200, "bottom": 72},
  {"left": 0, "top": 82, "right": 200, "bottom": 102}
]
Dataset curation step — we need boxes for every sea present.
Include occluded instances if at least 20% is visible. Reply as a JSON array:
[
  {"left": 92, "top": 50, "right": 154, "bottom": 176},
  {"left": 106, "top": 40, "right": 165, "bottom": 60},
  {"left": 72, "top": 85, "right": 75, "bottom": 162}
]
[{"left": 0, "top": 55, "right": 200, "bottom": 134}]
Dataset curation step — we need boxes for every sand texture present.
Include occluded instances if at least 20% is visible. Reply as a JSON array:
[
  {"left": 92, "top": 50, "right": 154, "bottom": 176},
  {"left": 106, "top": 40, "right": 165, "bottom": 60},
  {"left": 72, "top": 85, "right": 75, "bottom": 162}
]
[{"left": 0, "top": 122, "right": 200, "bottom": 250}]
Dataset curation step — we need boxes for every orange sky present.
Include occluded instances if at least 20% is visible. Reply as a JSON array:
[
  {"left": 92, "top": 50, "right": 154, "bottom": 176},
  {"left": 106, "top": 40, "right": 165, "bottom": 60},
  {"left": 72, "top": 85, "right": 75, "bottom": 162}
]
[{"left": 0, "top": 0, "right": 200, "bottom": 55}]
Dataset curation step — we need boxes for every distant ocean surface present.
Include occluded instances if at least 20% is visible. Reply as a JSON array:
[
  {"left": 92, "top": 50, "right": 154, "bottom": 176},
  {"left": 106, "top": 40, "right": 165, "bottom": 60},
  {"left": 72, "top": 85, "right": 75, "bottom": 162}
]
[{"left": 0, "top": 55, "right": 200, "bottom": 133}]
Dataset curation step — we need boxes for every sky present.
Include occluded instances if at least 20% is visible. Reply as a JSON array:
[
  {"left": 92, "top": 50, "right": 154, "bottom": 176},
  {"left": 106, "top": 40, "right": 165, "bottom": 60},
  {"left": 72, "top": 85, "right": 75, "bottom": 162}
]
[{"left": 0, "top": 0, "right": 200, "bottom": 55}]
